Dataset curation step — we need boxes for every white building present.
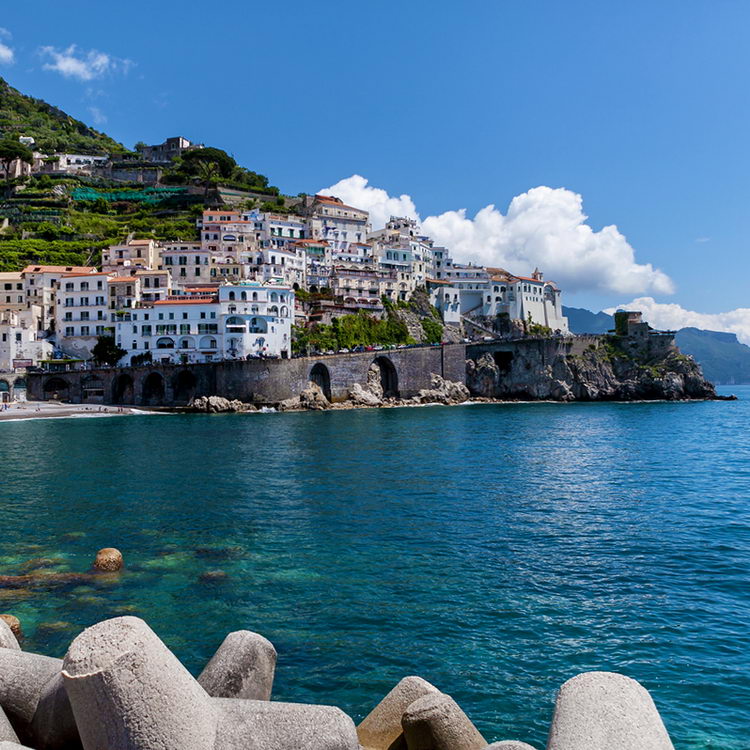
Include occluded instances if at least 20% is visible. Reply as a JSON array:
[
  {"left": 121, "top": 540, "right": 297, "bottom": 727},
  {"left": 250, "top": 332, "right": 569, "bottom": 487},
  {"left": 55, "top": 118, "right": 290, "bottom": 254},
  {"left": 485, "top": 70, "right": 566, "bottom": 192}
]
[
  {"left": 102, "top": 239, "right": 160, "bottom": 272},
  {"left": 302, "top": 194, "right": 370, "bottom": 253},
  {"left": 0, "top": 308, "right": 52, "bottom": 372},
  {"left": 21, "top": 265, "right": 98, "bottom": 332},
  {"left": 55, "top": 272, "right": 112, "bottom": 358},
  {"left": 115, "top": 282, "right": 294, "bottom": 365}
]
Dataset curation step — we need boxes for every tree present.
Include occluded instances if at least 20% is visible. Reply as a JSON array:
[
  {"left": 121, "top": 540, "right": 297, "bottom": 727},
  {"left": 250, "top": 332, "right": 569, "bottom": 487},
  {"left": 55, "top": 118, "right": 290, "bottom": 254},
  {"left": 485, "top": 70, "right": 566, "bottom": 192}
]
[
  {"left": 92, "top": 335, "right": 126, "bottom": 366},
  {"left": 181, "top": 147, "right": 236, "bottom": 178},
  {"left": 0, "top": 140, "right": 34, "bottom": 196},
  {"left": 195, "top": 159, "right": 220, "bottom": 201}
]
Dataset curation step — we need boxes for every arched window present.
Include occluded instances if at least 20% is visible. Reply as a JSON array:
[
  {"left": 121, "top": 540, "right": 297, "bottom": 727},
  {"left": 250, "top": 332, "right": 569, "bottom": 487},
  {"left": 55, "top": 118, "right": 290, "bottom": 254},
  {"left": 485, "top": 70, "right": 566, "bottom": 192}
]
[
  {"left": 252, "top": 292, "right": 258, "bottom": 301},
  {"left": 241, "top": 291, "right": 247, "bottom": 301},
  {"left": 229, "top": 291, "right": 236, "bottom": 300},
  {"left": 270, "top": 292, "right": 278, "bottom": 302},
  {"left": 280, "top": 306, "right": 289, "bottom": 317}
]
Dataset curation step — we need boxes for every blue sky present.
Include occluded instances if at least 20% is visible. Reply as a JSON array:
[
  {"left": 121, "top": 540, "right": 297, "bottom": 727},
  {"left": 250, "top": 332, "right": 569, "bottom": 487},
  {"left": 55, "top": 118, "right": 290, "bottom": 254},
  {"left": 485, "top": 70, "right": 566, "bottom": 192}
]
[{"left": 1, "top": 1, "right": 748, "bottom": 333}]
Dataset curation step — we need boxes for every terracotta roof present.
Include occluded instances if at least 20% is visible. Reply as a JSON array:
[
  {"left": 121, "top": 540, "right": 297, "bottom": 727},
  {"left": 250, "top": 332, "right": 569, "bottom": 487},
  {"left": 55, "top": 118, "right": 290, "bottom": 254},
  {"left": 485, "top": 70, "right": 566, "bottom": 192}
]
[{"left": 21, "top": 265, "right": 96, "bottom": 274}]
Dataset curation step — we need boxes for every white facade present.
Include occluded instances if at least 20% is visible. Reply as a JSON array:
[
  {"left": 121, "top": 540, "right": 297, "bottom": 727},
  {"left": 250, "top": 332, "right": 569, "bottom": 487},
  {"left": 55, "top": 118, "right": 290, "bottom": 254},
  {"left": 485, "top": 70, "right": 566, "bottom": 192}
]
[
  {"left": 22, "top": 265, "right": 97, "bottom": 332},
  {"left": 0, "top": 308, "right": 52, "bottom": 372},
  {"left": 55, "top": 272, "right": 112, "bottom": 358},
  {"left": 115, "top": 282, "right": 294, "bottom": 364},
  {"left": 103, "top": 239, "right": 160, "bottom": 272}
]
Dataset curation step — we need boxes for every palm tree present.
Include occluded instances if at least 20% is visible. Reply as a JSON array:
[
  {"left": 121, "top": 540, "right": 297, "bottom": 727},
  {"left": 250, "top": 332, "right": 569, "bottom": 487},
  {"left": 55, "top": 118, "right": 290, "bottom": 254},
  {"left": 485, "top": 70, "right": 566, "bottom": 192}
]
[{"left": 195, "top": 159, "right": 220, "bottom": 203}]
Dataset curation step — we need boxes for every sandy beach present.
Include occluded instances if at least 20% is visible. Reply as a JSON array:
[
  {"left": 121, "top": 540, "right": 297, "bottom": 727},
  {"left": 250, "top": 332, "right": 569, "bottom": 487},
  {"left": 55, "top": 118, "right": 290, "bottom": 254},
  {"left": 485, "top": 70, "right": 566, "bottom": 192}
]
[{"left": 0, "top": 401, "right": 147, "bottom": 422}]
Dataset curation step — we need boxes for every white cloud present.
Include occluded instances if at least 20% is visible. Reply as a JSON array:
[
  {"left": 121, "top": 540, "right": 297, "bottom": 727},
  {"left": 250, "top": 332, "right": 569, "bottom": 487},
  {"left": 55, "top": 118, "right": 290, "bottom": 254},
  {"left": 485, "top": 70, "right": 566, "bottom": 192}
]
[
  {"left": 39, "top": 44, "right": 132, "bottom": 81},
  {"left": 319, "top": 175, "right": 674, "bottom": 296},
  {"left": 0, "top": 42, "right": 13, "bottom": 65},
  {"left": 0, "top": 29, "right": 13, "bottom": 65},
  {"left": 606, "top": 297, "right": 750, "bottom": 345},
  {"left": 320, "top": 175, "right": 419, "bottom": 229},
  {"left": 87, "top": 106, "right": 107, "bottom": 125}
]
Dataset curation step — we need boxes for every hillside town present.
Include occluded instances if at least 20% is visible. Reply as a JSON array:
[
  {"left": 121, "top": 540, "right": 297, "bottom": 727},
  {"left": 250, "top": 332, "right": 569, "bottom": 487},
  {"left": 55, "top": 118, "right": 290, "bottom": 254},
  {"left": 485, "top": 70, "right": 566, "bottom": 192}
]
[{"left": 0, "top": 135, "right": 569, "bottom": 393}]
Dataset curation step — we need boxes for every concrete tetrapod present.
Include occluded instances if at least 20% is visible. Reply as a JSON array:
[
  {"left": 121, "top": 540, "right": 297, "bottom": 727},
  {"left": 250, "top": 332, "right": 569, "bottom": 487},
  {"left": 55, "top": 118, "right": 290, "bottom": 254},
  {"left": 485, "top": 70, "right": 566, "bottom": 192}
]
[
  {"left": 0, "top": 744, "right": 36, "bottom": 750},
  {"left": 0, "top": 648, "right": 78, "bottom": 750},
  {"left": 0, "top": 619, "right": 20, "bottom": 651},
  {"left": 0, "top": 705, "right": 19, "bottom": 744},
  {"left": 215, "top": 698, "right": 360, "bottom": 750},
  {"left": 357, "top": 676, "right": 442, "bottom": 750},
  {"left": 198, "top": 630, "right": 277, "bottom": 700},
  {"left": 546, "top": 671, "right": 674, "bottom": 750},
  {"left": 62, "top": 616, "right": 218, "bottom": 750},
  {"left": 62, "top": 616, "right": 360, "bottom": 750},
  {"left": 401, "top": 692, "right": 487, "bottom": 750}
]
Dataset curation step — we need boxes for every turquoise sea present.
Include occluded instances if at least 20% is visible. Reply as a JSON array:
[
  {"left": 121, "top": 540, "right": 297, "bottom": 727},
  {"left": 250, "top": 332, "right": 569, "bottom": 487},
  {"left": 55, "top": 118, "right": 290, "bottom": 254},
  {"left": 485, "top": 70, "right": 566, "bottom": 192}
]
[{"left": 0, "top": 388, "right": 748, "bottom": 748}]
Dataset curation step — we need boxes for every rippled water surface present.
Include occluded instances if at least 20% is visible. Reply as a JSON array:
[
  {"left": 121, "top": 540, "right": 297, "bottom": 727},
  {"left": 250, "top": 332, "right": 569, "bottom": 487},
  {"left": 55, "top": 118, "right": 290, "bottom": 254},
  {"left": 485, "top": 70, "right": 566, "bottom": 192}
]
[{"left": 1, "top": 388, "right": 749, "bottom": 748}]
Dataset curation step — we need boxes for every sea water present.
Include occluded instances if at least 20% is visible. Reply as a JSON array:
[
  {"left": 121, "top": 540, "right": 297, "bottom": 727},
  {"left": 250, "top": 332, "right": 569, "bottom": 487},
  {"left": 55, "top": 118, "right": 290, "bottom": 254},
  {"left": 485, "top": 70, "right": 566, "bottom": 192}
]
[{"left": 0, "top": 387, "right": 748, "bottom": 748}]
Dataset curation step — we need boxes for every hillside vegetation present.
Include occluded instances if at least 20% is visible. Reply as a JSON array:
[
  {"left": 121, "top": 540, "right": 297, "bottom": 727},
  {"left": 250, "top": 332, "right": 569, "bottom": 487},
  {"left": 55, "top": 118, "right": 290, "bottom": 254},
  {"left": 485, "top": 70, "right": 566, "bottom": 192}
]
[
  {"left": 0, "top": 78, "right": 290, "bottom": 270},
  {"left": 0, "top": 76, "right": 126, "bottom": 154}
]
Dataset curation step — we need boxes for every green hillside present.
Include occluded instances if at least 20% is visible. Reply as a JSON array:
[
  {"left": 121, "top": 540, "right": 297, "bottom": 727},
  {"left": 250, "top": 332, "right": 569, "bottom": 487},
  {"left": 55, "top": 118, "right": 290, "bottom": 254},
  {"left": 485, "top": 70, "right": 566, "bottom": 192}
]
[
  {"left": 0, "top": 78, "right": 292, "bottom": 271},
  {"left": 0, "top": 76, "right": 126, "bottom": 154}
]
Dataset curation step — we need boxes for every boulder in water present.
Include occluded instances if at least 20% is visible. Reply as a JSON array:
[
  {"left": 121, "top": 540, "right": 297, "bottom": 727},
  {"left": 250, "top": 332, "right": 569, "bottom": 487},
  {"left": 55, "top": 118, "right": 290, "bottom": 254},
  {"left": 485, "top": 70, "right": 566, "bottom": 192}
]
[{"left": 93, "top": 548, "right": 123, "bottom": 572}]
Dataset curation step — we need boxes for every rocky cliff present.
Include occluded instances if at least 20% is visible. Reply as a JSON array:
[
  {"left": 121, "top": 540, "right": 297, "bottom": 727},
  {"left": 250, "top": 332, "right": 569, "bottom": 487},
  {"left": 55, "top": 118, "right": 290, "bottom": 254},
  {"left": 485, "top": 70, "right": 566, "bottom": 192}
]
[{"left": 466, "top": 337, "right": 720, "bottom": 401}]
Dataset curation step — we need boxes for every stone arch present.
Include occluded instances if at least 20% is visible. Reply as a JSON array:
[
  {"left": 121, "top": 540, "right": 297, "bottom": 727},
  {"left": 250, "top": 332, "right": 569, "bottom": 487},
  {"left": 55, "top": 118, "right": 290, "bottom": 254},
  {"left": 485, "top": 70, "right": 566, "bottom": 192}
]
[
  {"left": 142, "top": 372, "right": 165, "bottom": 406},
  {"left": 172, "top": 369, "right": 197, "bottom": 405},
  {"left": 156, "top": 337, "right": 175, "bottom": 349},
  {"left": 81, "top": 374, "right": 104, "bottom": 402},
  {"left": 373, "top": 356, "right": 399, "bottom": 398},
  {"left": 309, "top": 362, "right": 331, "bottom": 401},
  {"left": 112, "top": 373, "right": 135, "bottom": 404},
  {"left": 43, "top": 376, "right": 70, "bottom": 400},
  {"left": 0, "top": 379, "right": 9, "bottom": 403}
]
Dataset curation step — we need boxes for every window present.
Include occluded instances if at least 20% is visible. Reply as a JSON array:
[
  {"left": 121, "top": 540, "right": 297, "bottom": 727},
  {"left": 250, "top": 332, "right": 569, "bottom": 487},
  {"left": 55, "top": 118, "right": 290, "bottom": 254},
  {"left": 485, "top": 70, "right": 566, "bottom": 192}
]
[
  {"left": 81, "top": 326, "right": 90, "bottom": 336},
  {"left": 65, "top": 283, "right": 74, "bottom": 291},
  {"left": 80, "top": 282, "right": 89, "bottom": 291},
  {"left": 81, "top": 311, "right": 90, "bottom": 321},
  {"left": 65, "top": 326, "right": 74, "bottom": 336},
  {"left": 180, "top": 324, "right": 190, "bottom": 334}
]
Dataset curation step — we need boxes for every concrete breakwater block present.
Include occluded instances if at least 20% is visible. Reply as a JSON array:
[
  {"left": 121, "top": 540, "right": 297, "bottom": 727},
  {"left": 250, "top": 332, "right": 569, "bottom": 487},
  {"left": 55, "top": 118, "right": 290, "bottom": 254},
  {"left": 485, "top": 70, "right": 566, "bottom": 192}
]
[
  {"left": 0, "top": 743, "right": 36, "bottom": 749},
  {"left": 62, "top": 616, "right": 359, "bottom": 750},
  {"left": 357, "top": 676, "right": 441, "bottom": 750},
  {"left": 215, "top": 698, "right": 360, "bottom": 749},
  {"left": 0, "top": 705, "right": 19, "bottom": 744},
  {"left": 0, "top": 649, "right": 77, "bottom": 750},
  {"left": 401, "top": 692, "right": 487, "bottom": 750},
  {"left": 63, "top": 616, "right": 217, "bottom": 750},
  {"left": 198, "top": 630, "right": 277, "bottom": 700},
  {"left": 547, "top": 671, "right": 674, "bottom": 750},
  {"left": 0, "top": 619, "right": 20, "bottom": 651},
  {"left": 0, "top": 617, "right": 21, "bottom": 641}
]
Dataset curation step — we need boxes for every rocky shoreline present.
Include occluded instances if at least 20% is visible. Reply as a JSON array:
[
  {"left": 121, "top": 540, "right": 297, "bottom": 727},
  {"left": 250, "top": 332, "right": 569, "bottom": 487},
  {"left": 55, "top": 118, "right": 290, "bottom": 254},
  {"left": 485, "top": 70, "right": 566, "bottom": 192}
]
[
  {"left": 186, "top": 352, "right": 732, "bottom": 415},
  {"left": 0, "top": 610, "right": 679, "bottom": 750}
]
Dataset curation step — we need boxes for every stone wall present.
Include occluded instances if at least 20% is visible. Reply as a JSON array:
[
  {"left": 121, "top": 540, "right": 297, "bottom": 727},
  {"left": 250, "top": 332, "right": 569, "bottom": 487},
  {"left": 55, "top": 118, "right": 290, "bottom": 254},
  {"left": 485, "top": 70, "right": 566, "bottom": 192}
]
[{"left": 26, "top": 345, "right": 468, "bottom": 407}]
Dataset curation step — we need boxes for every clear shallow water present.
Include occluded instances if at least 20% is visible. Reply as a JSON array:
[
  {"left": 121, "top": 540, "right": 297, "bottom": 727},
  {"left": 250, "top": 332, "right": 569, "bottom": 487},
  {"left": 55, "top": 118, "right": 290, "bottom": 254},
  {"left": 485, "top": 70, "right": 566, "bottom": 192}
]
[{"left": 0, "top": 388, "right": 749, "bottom": 749}]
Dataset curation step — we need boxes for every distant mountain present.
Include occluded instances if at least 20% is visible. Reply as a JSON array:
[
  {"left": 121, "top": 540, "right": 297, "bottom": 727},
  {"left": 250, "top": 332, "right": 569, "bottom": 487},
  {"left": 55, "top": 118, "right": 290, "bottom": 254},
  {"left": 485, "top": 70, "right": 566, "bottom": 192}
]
[
  {"left": 563, "top": 306, "right": 614, "bottom": 334},
  {"left": 563, "top": 306, "right": 750, "bottom": 384},
  {"left": 674, "top": 328, "right": 750, "bottom": 385},
  {"left": 0, "top": 76, "right": 125, "bottom": 154}
]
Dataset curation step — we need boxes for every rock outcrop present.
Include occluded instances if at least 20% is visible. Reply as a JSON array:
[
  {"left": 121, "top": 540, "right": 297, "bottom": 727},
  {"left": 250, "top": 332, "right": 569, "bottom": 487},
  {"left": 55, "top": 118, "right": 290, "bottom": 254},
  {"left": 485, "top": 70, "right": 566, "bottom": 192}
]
[
  {"left": 278, "top": 381, "right": 330, "bottom": 411},
  {"left": 189, "top": 396, "right": 255, "bottom": 413},
  {"left": 467, "top": 339, "right": 718, "bottom": 402},
  {"left": 414, "top": 374, "right": 470, "bottom": 405}
]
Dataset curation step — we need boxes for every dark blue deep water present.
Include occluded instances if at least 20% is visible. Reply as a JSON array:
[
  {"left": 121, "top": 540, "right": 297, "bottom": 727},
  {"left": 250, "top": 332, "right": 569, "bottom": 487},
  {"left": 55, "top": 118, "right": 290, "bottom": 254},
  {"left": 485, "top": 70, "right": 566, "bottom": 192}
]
[{"left": 1, "top": 388, "right": 749, "bottom": 748}]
